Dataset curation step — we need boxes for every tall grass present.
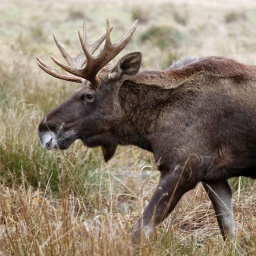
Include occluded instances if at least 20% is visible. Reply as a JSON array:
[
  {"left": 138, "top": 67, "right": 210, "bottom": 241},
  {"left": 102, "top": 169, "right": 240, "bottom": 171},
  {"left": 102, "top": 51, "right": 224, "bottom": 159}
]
[{"left": 0, "top": 0, "right": 255, "bottom": 255}]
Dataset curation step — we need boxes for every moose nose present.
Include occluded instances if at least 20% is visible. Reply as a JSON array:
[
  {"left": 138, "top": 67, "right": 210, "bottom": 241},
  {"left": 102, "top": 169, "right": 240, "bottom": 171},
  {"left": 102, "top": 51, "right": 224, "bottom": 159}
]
[
  {"left": 45, "top": 137, "right": 53, "bottom": 149},
  {"left": 39, "top": 131, "right": 57, "bottom": 150}
]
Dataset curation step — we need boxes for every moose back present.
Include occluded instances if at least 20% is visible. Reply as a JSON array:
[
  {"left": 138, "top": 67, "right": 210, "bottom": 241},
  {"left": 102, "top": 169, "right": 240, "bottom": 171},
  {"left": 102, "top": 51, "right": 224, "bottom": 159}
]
[{"left": 37, "top": 20, "right": 256, "bottom": 243}]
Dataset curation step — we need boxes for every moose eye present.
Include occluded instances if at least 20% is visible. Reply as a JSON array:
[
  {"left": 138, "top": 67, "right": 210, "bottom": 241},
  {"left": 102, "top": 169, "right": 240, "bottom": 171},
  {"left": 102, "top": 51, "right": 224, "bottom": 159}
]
[{"left": 81, "top": 94, "right": 95, "bottom": 103}]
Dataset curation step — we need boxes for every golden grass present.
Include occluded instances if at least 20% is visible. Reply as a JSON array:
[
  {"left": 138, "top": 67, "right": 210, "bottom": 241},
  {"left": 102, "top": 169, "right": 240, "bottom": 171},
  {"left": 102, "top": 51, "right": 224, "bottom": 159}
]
[
  {"left": 0, "top": 0, "right": 255, "bottom": 255},
  {"left": 0, "top": 183, "right": 255, "bottom": 255}
]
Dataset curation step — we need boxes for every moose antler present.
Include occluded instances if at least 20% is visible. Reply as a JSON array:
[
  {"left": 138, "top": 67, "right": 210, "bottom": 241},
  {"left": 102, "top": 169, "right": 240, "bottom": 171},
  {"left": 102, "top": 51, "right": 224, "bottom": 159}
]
[
  {"left": 37, "top": 20, "right": 138, "bottom": 88},
  {"left": 36, "top": 20, "right": 110, "bottom": 85}
]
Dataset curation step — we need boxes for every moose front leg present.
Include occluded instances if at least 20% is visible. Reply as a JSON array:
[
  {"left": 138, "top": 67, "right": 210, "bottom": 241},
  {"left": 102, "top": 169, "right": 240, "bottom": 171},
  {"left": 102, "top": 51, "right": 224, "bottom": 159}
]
[
  {"left": 202, "top": 180, "right": 235, "bottom": 240},
  {"left": 131, "top": 171, "right": 197, "bottom": 244}
]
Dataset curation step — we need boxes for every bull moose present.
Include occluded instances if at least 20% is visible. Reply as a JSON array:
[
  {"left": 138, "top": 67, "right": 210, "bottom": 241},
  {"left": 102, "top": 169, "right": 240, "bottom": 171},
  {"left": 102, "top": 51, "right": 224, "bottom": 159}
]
[{"left": 37, "top": 20, "right": 256, "bottom": 243}]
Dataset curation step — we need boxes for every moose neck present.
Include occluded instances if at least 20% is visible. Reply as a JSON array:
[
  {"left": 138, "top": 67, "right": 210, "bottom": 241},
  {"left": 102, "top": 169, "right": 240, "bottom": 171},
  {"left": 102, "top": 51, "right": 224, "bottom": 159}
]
[{"left": 115, "top": 80, "right": 172, "bottom": 151}]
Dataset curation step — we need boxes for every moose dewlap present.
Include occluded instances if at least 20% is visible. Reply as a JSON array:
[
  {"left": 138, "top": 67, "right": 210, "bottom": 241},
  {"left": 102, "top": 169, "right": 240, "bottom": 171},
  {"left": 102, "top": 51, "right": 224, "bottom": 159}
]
[{"left": 37, "top": 20, "right": 256, "bottom": 244}]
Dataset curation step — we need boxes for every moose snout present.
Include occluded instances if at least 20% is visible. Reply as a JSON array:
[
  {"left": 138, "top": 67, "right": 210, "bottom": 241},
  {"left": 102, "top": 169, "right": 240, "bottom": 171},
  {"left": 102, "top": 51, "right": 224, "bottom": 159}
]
[
  {"left": 38, "top": 120, "right": 77, "bottom": 150},
  {"left": 38, "top": 119, "right": 57, "bottom": 150},
  {"left": 45, "top": 137, "right": 53, "bottom": 149},
  {"left": 39, "top": 130, "right": 57, "bottom": 150}
]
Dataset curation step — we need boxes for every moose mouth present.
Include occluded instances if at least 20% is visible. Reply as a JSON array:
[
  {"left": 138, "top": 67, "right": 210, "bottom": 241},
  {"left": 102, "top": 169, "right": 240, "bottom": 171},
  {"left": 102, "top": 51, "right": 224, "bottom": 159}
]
[{"left": 39, "top": 130, "right": 77, "bottom": 150}]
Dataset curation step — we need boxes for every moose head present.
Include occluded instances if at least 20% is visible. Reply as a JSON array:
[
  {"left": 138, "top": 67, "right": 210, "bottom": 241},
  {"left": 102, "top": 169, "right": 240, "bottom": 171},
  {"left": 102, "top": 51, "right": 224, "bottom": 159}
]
[{"left": 37, "top": 20, "right": 143, "bottom": 161}]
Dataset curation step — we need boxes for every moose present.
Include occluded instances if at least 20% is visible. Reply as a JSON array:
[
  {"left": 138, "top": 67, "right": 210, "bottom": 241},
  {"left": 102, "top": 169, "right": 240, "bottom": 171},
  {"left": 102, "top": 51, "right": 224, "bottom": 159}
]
[{"left": 37, "top": 20, "right": 256, "bottom": 244}]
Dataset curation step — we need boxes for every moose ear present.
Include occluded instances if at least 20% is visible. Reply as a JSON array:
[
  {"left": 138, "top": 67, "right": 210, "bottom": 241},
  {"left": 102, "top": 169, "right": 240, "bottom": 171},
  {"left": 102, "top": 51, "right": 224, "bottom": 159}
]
[{"left": 108, "top": 52, "right": 142, "bottom": 81}]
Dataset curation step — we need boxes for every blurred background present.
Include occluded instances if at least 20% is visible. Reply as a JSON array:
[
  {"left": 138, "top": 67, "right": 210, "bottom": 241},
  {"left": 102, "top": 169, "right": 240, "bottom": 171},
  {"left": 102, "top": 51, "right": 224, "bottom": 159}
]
[{"left": 0, "top": 0, "right": 255, "bottom": 255}]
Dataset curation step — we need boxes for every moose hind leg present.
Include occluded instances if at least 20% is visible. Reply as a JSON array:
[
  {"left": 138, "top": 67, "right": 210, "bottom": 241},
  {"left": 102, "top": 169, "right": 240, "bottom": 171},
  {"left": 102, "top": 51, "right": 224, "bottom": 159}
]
[
  {"left": 202, "top": 180, "right": 235, "bottom": 240},
  {"left": 131, "top": 172, "right": 197, "bottom": 244}
]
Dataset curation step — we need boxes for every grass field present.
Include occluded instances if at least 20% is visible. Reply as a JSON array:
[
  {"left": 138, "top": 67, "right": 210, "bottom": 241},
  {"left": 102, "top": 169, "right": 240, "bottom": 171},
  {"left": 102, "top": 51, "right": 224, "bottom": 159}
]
[{"left": 0, "top": 0, "right": 256, "bottom": 255}]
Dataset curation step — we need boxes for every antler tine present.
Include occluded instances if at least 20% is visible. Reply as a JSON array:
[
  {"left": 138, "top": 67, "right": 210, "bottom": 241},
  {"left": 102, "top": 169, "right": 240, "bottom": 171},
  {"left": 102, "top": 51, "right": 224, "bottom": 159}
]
[
  {"left": 83, "top": 20, "right": 113, "bottom": 55},
  {"left": 78, "top": 30, "right": 93, "bottom": 65},
  {"left": 49, "top": 55, "right": 80, "bottom": 75},
  {"left": 53, "top": 35, "right": 74, "bottom": 66},
  {"left": 104, "top": 19, "right": 112, "bottom": 47},
  {"left": 113, "top": 19, "right": 138, "bottom": 49},
  {"left": 36, "top": 57, "right": 83, "bottom": 83}
]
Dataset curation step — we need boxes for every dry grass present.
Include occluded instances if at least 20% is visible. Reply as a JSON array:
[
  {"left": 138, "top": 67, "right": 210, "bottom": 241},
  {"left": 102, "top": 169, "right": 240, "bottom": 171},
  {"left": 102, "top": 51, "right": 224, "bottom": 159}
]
[
  {"left": 0, "top": 183, "right": 255, "bottom": 255},
  {"left": 0, "top": 0, "right": 256, "bottom": 255}
]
